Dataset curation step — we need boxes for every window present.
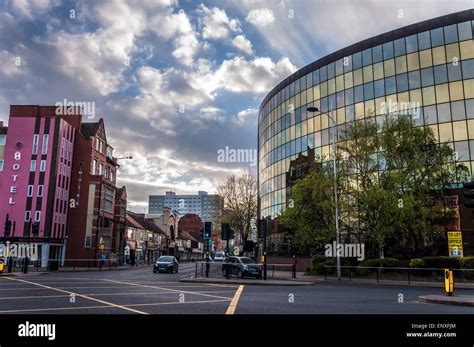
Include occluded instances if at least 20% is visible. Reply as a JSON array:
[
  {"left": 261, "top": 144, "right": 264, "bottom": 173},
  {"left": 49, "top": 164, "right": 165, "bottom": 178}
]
[
  {"left": 30, "top": 160, "right": 36, "bottom": 172},
  {"left": 354, "top": 85, "right": 364, "bottom": 103},
  {"left": 432, "top": 46, "right": 447, "bottom": 65},
  {"left": 374, "top": 79, "right": 385, "bottom": 97},
  {"left": 25, "top": 211, "right": 31, "bottom": 222},
  {"left": 384, "top": 59, "right": 395, "bottom": 76},
  {"left": 110, "top": 171, "right": 114, "bottom": 182},
  {"left": 407, "top": 52, "right": 420, "bottom": 71},
  {"left": 385, "top": 77, "right": 396, "bottom": 94},
  {"left": 92, "top": 159, "right": 97, "bottom": 175},
  {"left": 395, "top": 56, "right": 407, "bottom": 74},
  {"left": 345, "top": 88, "right": 354, "bottom": 104},
  {"left": 451, "top": 101, "right": 466, "bottom": 121},
  {"left": 372, "top": 45, "right": 383, "bottom": 63},
  {"left": 396, "top": 74, "right": 408, "bottom": 92},
  {"left": 406, "top": 34, "right": 418, "bottom": 53},
  {"left": 32, "top": 134, "right": 39, "bottom": 154},
  {"left": 0, "top": 160, "right": 3, "bottom": 171},
  {"left": 104, "top": 187, "right": 115, "bottom": 212},
  {"left": 394, "top": 38, "right": 406, "bottom": 56},
  {"left": 362, "top": 48, "right": 372, "bottom": 66},
  {"left": 42, "top": 134, "right": 48, "bottom": 154},
  {"left": 434, "top": 65, "right": 448, "bottom": 84},
  {"left": 99, "top": 163, "right": 104, "bottom": 176},
  {"left": 419, "top": 49, "right": 433, "bottom": 68},
  {"left": 383, "top": 41, "right": 394, "bottom": 59},
  {"left": 418, "top": 31, "right": 431, "bottom": 50},
  {"left": 446, "top": 43, "right": 461, "bottom": 62},
  {"left": 448, "top": 63, "right": 462, "bottom": 81},
  {"left": 40, "top": 160, "right": 46, "bottom": 172},
  {"left": 27, "top": 185, "right": 34, "bottom": 197},
  {"left": 421, "top": 67, "right": 434, "bottom": 87},
  {"left": 436, "top": 83, "right": 450, "bottom": 103},
  {"left": 352, "top": 52, "right": 362, "bottom": 69},
  {"left": 444, "top": 24, "right": 458, "bottom": 44},
  {"left": 462, "top": 59, "right": 474, "bottom": 79},
  {"left": 35, "top": 211, "right": 41, "bottom": 222},
  {"left": 364, "top": 82, "right": 374, "bottom": 100},
  {"left": 38, "top": 185, "right": 43, "bottom": 197},
  {"left": 408, "top": 70, "right": 421, "bottom": 89},
  {"left": 430, "top": 28, "right": 445, "bottom": 47},
  {"left": 437, "top": 103, "right": 451, "bottom": 123},
  {"left": 373, "top": 62, "right": 384, "bottom": 80},
  {"left": 0, "top": 134, "right": 6, "bottom": 145},
  {"left": 458, "top": 21, "right": 473, "bottom": 41}
]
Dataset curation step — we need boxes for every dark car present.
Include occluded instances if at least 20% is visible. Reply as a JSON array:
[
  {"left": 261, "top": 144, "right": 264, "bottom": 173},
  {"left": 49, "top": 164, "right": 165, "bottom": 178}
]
[
  {"left": 222, "top": 256, "right": 262, "bottom": 279},
  {"left": 153, "top": 256, "right": 179, "bottom": 274}
]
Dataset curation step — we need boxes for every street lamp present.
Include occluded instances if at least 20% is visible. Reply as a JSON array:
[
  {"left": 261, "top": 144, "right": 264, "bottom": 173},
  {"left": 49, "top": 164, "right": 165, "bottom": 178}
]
[{"left": 307, "top": 102, "right": 341, "bottom": 279}]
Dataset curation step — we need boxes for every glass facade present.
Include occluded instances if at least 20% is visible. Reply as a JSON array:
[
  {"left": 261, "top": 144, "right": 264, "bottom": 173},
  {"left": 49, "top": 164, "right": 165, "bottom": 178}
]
[{"left": 258, "top": 14, "right": 474, "bottom": 219}]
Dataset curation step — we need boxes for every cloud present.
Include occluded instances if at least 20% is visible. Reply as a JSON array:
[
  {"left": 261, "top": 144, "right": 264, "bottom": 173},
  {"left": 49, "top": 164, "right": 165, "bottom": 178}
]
[
  {"left": 198, "top": 4, "right": 241, "bottom": 40},
  {"left": 246, "top": 8, "right": 275, "bottom": 27},
  {"left": 213, "top": 56, "right": 297, "bottom": 94},
  {"left": 235, "top": 107, "right": 258, "bottom": 126},
  {"left": 232, "top": 34, "right": 253, "bottom": 55},
  {"left": 6, "top": 0, "right": 61, "bottom": 20}
]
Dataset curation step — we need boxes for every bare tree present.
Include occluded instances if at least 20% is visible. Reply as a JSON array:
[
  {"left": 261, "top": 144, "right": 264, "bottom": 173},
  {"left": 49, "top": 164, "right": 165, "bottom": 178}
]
[{"left": 217, "top": 171, "right": 258, "bottom": 244}]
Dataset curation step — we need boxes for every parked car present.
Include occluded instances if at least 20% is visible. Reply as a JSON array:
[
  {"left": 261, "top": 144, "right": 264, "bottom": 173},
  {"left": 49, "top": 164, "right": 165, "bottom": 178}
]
[
  {"left": 213, "top": 251, "right": 225, "bottom": 262},
  {"left": 222, "top": 256, "right": 262, "bottom": 279},
  {"left": 153, "top": 256, "right": 179, "bottom": 274}
]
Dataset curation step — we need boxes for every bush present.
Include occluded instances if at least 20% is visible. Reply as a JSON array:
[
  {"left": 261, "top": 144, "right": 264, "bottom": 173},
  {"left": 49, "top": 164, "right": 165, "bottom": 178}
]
[
  {"left": 422, "top": 256, "right": 460, "bottom": 269},
  {"left": 311, "top": 255, "right": 326, "bottom": 268},
  {"left": 357, "top": 258, "right": 400, "bottom": 275},
  {"left": 307, "top": 256, "right": 351, "bottom": 276},
  {"left": 461, "top": 257, "right": 474, "bottom": 269},
  {"left": 409, "top": 258, "right": 424, "bottom": 268}
]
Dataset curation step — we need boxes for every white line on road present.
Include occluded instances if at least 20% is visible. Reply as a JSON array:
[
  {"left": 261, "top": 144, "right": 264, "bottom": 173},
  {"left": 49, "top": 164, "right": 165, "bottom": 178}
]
[{"left": 3, "top": 276, "right": 148, "bottom": 315}]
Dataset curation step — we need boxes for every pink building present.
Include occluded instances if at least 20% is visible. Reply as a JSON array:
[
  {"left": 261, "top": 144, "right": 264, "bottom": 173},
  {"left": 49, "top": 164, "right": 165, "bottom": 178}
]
[{"left": 0, "top": 106, "right": 79, "bottom": 267}]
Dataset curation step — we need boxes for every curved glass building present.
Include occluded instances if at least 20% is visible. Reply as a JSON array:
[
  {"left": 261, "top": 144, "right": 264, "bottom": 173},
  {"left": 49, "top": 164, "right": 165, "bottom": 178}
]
[{"left": 258, "top": 9, "right": 474, "bottom": 230}]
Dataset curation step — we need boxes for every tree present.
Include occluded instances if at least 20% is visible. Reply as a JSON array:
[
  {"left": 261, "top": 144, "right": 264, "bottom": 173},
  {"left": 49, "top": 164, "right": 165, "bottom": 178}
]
[
  {"left": 217, "top": 172, "right": 258, "bottom": 243},
  {"left": 280, "top": 160, "right": 336, "bottom": 248}
]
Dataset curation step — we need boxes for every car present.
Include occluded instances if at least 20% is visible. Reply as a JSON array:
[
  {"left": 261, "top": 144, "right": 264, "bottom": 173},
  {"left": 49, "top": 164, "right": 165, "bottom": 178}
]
[
  {"left": 222, "top": 256, "right": 262, "bottom": 279},
  {"left": 153, "top": 256, "right": 179, "bottom": 274},
  {"left": 213, "top": 251, "right": 225, "bottom": 262}
]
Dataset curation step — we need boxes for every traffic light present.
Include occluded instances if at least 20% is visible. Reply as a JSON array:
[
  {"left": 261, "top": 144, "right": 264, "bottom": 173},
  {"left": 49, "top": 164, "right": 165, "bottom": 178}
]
[
  {"left": 32, "top": 222, "right": 40, "bottom": 236},
  {"left": 463, "top": 181, "right": 474, "bottom": 208},
  {"left": 221, "top": 223, "right": 230, "bottom": 240},
  {"left": 258, "top": 219, "right": 267, "bottom": 239},
  {"left": 200, "top": 228, "right": 204, "bottom": 240},
  {"left": 4, "top": 219, "right": 11, "bottom": 237},
  {"left": 204, "top": 222, "right": 212, "bottom": 239}
]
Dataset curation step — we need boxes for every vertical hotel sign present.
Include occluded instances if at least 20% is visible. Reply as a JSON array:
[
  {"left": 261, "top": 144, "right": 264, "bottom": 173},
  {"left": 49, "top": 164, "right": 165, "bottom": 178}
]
[
  {"left": 9, "top": 142, "right": 23, "bottom": 205},
  {"left": 447, "top": 231, "right": 463, "bottom": 258}
]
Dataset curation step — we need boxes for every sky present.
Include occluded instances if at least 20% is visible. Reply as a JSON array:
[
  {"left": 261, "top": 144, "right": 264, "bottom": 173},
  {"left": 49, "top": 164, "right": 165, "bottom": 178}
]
[{"left": 0, "top": 0, "right": 472, "bottom": 212}]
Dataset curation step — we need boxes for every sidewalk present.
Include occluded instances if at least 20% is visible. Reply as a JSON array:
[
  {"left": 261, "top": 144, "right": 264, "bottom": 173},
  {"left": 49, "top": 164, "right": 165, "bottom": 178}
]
[
  {"left": 180, "top": 277, "right": 313, "bottom": 286},
  {"left": 418, "top": 295, "right": 474, "bottom": 307}
]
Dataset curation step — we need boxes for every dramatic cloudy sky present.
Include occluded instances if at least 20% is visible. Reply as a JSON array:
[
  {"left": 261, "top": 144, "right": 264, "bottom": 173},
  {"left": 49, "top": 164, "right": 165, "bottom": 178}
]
[{"left": 0, "top": 0, "right": 472, "bottom": 211}]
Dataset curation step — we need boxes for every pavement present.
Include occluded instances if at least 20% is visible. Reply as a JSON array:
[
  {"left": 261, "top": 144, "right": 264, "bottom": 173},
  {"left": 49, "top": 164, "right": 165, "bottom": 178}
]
[
  {"left": 418, "top": 294, "right": 474, "bottom": 307},
  {"left": 1, "top": 263, "right": 474, "bottom": 313}
]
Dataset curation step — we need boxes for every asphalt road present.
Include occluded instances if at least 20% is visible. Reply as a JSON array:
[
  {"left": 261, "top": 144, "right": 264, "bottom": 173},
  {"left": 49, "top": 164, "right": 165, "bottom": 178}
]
[{"left": 0, "top": 264, "right": 473, "bottom": 314}]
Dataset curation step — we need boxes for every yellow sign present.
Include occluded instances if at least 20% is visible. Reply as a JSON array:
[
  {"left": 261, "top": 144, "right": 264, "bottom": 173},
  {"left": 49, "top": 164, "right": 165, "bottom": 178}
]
[
  {"left": 444, "top": 269, "right": 454, "bottom": 296},
  {"left": 0, "top": 257, "right": 4, "bottom": 273},
  {"left": 447, "top": 231, "right": 463, "bottom": 257}
]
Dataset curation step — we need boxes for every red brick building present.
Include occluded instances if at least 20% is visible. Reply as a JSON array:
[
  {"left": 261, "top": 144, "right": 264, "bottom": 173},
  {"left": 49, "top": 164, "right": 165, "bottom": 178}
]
[
  {"left": 178, "top": 214, "right": 204, "bottom": 242},
  {"left": 65, "top": 118, "right": 124, "bottom": 265}
]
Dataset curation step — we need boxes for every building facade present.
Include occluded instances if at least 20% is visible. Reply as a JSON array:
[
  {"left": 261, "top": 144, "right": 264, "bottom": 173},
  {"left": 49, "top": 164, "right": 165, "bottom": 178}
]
[
  {"left": 148, "top": 191, "right": 223, "bottom": 222},
  {"left": 258, "top": 10, "right": 474, "bottom": 251},
  {"left": 0, "top": 105, "right": 78, "bottom": 266},
  {"left": 66, "top": 118, "right": 122, "bottom": 264}
]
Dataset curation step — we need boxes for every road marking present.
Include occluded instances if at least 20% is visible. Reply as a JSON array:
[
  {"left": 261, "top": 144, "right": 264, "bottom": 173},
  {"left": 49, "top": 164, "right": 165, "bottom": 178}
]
[
  {"left": 226, "top": 285, "right": 244, "bottom": 315},
  {"left": 103, "top": 279, "right": 233, "bottom": 300},
  {"left": 0, "top": 305, "right": 113, "bottom": 313},
  {"left": 3, "top": 276, "right": 148, "bottom": 315},
  {"left": 125, "top": 299, "right": 230, "bottom": 308}
]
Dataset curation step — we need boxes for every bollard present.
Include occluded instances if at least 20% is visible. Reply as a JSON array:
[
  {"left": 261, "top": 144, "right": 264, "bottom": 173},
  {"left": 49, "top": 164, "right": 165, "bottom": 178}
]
[{"left": 444, "top": 268, "right": 454, "bottom": 296}]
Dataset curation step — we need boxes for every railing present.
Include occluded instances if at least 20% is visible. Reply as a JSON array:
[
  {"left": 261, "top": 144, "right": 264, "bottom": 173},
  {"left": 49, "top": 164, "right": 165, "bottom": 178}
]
[
  {"left": 193, "top": 261, "right": 297, "bottom": 280},
  {"left": 323, "top": 265, "right": 474, "bottom": 287}
]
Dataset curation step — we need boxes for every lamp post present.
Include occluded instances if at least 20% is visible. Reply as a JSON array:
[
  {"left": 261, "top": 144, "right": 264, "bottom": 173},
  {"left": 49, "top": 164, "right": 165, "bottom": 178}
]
[{"left": 307, "top": 101, "right": 341, "bottom": 279}]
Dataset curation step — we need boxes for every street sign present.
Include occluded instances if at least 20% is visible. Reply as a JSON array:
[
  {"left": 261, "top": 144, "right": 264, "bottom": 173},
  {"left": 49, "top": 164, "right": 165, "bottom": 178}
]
[{"left": 447, "top": 231, "right": 463, "bottom": 257}]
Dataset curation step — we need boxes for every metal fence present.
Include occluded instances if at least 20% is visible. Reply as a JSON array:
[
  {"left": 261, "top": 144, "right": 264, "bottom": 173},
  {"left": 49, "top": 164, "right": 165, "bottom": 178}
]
[
  {"left": 194, "top": 261, "right": 297, "bottom": 280},
  {"left": 323, "top": 265, "right": 474, "bottom": 287}
]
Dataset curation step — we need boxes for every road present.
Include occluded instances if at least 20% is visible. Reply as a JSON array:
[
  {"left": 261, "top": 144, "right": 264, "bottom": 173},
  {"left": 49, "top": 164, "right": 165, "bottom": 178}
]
[{"left": 0, "top": 264, "right": 473, "bottom": 314}]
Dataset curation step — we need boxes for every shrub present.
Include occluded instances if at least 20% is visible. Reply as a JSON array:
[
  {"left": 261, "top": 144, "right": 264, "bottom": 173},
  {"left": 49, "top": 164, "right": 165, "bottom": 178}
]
[
  {"left": 422, "top": 256, "right": 461, "bottom": 269},
  {"left": 311, "top": 255, "right": 326, "bottom": 268},
  {"left": 460, "top": 257, "right": 474, "bottom": 280},
  {"left": 357, "top": 258, "right": 400, "bottom": 275},
  {"left": 409, "top": 258, "right": 424, "bottom": 268}
]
